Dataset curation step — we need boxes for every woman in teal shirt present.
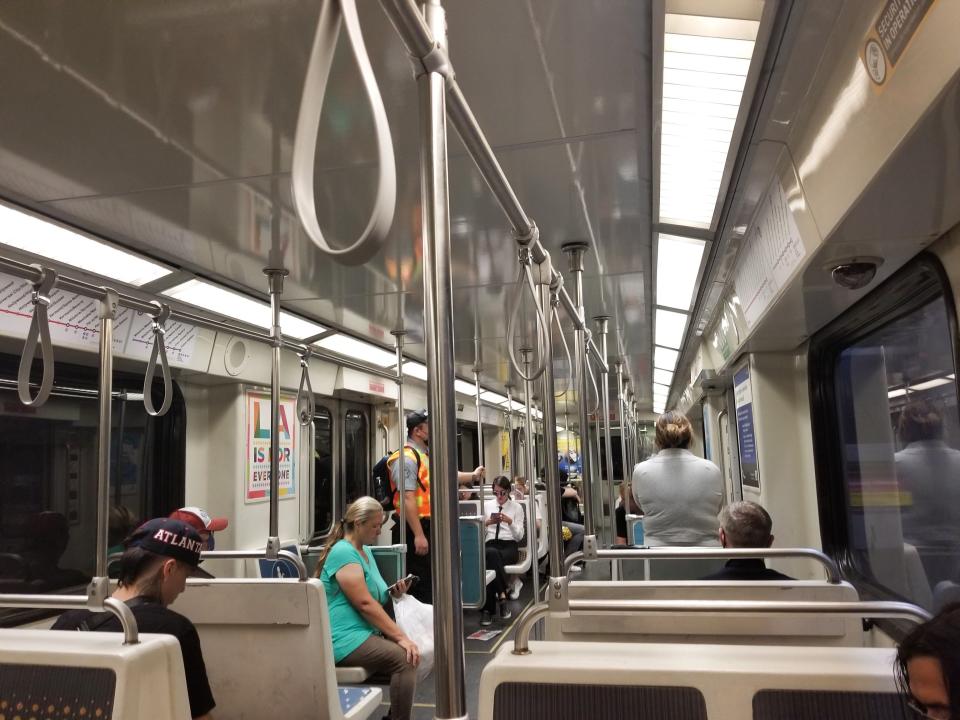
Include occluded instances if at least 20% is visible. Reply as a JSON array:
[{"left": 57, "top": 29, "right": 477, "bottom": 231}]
[{"left": 314, "top": 496, "right": 420, "bottom": 720}]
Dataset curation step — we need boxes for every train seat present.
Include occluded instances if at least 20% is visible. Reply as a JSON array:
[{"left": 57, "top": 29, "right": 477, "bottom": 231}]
[
  {"left": 0, "top": 628, "right": 191, "bottom": 719},
  {"left": 170, "top": 578, "right": 382, "bottom": 720},
  {"left": 478, "top": 640, "right": 908, "bottom": 720},
  {"left": 546, "top": 580, "right": 864, "bottom": 646}
]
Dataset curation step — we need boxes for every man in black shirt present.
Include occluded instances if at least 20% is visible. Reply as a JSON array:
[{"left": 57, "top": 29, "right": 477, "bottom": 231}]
[
  {"left": 53, "top": 518, "right": 216, "bottom": 719},
  {"left": 700, "top": 501, "right": 793, "bottom": 582}
]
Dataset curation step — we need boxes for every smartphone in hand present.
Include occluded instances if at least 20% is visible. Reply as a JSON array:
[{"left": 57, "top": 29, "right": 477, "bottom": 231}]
[{"left": 390, "top": 574, "right": 419, "bottom": 593}]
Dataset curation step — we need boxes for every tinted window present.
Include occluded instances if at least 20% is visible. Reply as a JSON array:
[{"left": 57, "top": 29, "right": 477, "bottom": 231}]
[
  {"left": 313, "top": 406, "right": 333, "bottom": 537},
  {"left": 343, "top": 409, "right": 368, "bottom": 506},
  {"left": 832, "top": 293, "right": 960, "bottom": 609}
]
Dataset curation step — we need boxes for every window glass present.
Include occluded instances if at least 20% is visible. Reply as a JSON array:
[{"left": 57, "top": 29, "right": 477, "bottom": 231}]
[
  {"left": 0, "top": 360, "right": 184, "bottom": 621},
  {"left": 834, "top": 297, "right": 960, "bottom": 608},
  {"left": 313, "top": 407, "right": 333, "bottom": 538},
  {"left": 343, "top": 409, "right": 368, "bottom": 507}
]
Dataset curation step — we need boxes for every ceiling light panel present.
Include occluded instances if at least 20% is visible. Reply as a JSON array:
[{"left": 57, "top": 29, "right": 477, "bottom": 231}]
[
  {"left": 454, "top": 379, "right": 477, "bottom": 397},
  {"left": 479, "top": 390, "right": 509, "bottom": 405},
  {"left": 0, "top": 203, "right": 171, "bottom": 287},
  {"left": 315, "top": 334, "right": 397, "bottom": 367},
  {"left": 655, "top": 308, "right": 688, "bottom": 349},
  {"left": 653, "top": 382, "right": 671, "bottom": 397},
  {"left": 653, "top": 368, "right": 674, "bottom": 387},
  {"left": 402, "top": 361, "right": 428, "bottom": 381},
  {"left": 163, "top": 279, "right": 324, "bottom": 339},
  {"left": 657, "top": 14, "right": 759, "bottom": 230},
  {"left": 654, "top": 345, "right": 679, "bottom": 371},
  {"left": 656, "top": 234, "right": 706, "bottom": 311}
]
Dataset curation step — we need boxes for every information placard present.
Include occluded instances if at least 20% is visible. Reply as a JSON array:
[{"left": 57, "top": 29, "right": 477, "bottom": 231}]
[
  {"left": 245, "top": 389, "right": 298, "bottom": 502},
  {"left": 733, "top": 363, "right": 760, "bottom": 490}
]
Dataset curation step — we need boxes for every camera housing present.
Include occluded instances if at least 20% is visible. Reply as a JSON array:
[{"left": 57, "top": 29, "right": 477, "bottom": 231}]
[{"left": 827, "top": 257, "right": 883, "bottom": 290}]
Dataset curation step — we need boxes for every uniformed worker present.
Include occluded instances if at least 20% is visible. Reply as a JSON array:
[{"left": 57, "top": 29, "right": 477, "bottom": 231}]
[{"left": 389, "top": 409, "right": 484, "bottom": 603}]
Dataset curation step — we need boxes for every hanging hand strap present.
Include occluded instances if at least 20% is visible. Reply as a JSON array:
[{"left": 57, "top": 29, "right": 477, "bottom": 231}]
[
  {"left": 551, "top": 296, "right": 573, "bottom": 398},
  {"left": 507, "top": 252, "right": 549, "bottom": 382},
  {"left": 291, "top": 0, "right": 396, "bottom": 265},
  {"left": 143, "top": 302, "right": 173, "bottom": 417},
  {"left": 297, "top": 350, "right": 316, "bottom": 426},
  {"left": 17, "top": 266, "right": 57, "bottom": 407},
  {"left": 585, "top": 332, "right": 601, "bottom": 415}
]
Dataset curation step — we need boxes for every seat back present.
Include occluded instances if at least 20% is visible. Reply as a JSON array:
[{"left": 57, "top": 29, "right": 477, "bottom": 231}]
[
  {"left": 479, "top": 641, "right": 907, "bottom": 720},
  {"left": 1, "top": 629, "right": 190, "bottom": 719},
  {"left": 460, "top": 517, "right": 486, "bottom": 608},
  {"left": 170, "top": 578, "right": 344, "bottom": 720},
  {"left": 546, "top": 580, "right": 864, "bottom": 646}
]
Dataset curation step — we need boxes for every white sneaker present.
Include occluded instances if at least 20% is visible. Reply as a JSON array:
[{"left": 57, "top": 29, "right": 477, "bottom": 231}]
[{"left": 508, "top": 577, "right": 522, "bottom": 600}]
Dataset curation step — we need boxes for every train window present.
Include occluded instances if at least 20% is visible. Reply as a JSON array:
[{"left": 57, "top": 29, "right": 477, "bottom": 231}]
[
  {"left": 810, "top": 255, "right": 960, "bottom": 612},
  {"left": 0, "top": 356, "right": 185, "bottom": 624},
  {"left": 312, "top": 406, "right": 333, "bottom": 538},
  {"left": 342, "top": 408, "right": 368, "bottom": 507}
]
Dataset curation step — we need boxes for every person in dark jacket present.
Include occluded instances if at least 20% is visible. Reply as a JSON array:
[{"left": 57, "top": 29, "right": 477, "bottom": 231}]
[{"left": 700, "top": 501, "right": 793, "bottom": 581}]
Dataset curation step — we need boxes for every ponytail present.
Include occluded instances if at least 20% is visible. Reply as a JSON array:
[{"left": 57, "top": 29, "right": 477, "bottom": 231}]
[
  {"left": 312, "top": 520, "right": 346, "bottom": 577},
  {"left": 312, "top": 496, "right": 384, "bottom": 578}
]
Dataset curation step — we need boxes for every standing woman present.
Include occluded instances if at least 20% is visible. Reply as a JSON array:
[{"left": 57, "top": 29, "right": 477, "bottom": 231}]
[
  {"left": 632, "top": 411, "right": 723, "bottom": 547},
  {"left": 314, "top": 497, "right": 420, "bottom": 720},
  {"left": 480, "top": 476, "right": 525, "bottom": 626}
]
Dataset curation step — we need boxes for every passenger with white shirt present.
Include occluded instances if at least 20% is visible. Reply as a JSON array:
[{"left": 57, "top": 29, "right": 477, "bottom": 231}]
[
  {"left": 632, "top": 411, "right": 723, "bottom": 547},
  {"left": 480, "top": 476, "right": 524, "bottom": 626}
]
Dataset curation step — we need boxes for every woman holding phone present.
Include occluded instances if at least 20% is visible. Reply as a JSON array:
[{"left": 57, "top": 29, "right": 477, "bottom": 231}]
[
  {"left": 480, "top": 476, "right": 525, "bottom": 626},
  {"left": 314, "top": 496, "right": 419, "bottom": 720}
]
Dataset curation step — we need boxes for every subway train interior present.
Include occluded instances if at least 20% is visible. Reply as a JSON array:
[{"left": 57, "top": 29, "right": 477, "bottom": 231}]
[{"left": 1, "top": 0, "right": 959, "bottom": 718}]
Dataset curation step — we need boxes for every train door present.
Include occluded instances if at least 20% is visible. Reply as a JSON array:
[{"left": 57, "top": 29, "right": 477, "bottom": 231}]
[
  {"left": 341, "top": 402, "right": 371, "bottom": 514},
  {"left": 311, "top": 401, "right": 335, "bottom": 539}
]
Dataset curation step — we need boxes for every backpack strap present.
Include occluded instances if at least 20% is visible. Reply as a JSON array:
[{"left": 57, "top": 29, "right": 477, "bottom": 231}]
[{"left": 79, "top": 596, "right": 153, "bottom": 632}]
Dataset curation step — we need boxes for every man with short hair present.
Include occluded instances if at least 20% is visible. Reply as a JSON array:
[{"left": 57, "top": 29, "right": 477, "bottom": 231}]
[
  {"left": 700, "top": 501, "right": 793, "bottom": 581},
  {"left": 388, "top": 409, "right": 484, "bottom": 603},
  {"left": 53, "top": 518, "right": 216, "bottom": 719}
]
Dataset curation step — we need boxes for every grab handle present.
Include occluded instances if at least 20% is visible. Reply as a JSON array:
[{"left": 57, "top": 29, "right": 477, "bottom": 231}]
[
  {"left": 17, "top": 266, "right": 57, "bottom": 407},
  {"left": 143, "top": 302, "right": 173, "bottom": 417},
  {"left": 507, "top": 252, "right": 549, "bottom": 382},
  {"left": 297, "top": 350, "right": 316, "bottom": 426},
  {"left": 291, "top": 0, "right": 396, "bottom": 265}
]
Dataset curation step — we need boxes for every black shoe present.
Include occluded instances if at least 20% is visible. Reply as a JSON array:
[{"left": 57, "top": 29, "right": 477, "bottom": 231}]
[
  {"left": 479, "top": 611, "right": 493, "bottom": 627},
  {"left": 498, "top": 601, "right": 512, "bottom": 620}
]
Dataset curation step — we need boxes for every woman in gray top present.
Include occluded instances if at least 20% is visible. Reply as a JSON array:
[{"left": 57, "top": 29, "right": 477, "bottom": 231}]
[{"left": 632, "top": 411, "right": 723, "bottom": 546}]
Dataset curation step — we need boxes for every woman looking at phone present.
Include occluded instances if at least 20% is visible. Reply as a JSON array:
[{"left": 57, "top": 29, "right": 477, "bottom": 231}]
[
  {"left": 480, "top": 476, "right": 525, "bottom": 626},
  {"left": 314, "top": 496, "right": 419, "bottom": 720}
]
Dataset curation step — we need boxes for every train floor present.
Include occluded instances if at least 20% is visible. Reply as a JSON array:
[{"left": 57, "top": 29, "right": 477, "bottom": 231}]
[{"left": 375, "top": 573, "right": 542, "bottom": 720}]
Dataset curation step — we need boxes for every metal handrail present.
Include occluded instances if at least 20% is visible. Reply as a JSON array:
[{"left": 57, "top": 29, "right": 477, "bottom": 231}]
[
  {"left": 512, "top": 598, "right": 932, "bottom": 654},
  {"left": 563, "top": 546, "right": 842, "bottom": 584},
  {"left": 0, "top": 593, "right": 139, "bottom": 645},
  {"left": 199, "top": 549, "right": 308, "bottom": 581}
]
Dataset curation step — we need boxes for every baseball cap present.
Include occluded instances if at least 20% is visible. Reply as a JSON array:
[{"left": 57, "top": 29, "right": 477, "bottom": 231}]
[
  {"left": 125, "top": 518, "right": 204, "bottom": 567},
  {"left": 406, "top": 409, "right": 429, "bottom": 431},
  {"left": 169, "top": 506, "right": 229, "bottom": 533}
]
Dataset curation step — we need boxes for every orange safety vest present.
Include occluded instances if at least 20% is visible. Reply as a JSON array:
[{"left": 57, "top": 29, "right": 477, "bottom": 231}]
[{"left": 389, "top": 445, "right": 431, "bottom": 518}]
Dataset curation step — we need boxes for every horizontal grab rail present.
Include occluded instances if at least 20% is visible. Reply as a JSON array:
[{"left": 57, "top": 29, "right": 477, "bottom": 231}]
[
  {"left": 199, "top": 549, "right": 308, "bottom": 581},
  {"left": 565, "top": 546, "right": 842, "bottom": 584},
  {"left": 0, "top": 593, "right": 139, "bottom": 645},
  {"left": 512, "top": 598, "right": 932, "bottom": 654}
]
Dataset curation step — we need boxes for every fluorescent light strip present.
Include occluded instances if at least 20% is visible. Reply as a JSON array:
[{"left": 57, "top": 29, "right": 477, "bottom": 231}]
[
  {"left": 315, "top": 334, "right": 397, "bottom": 367},
  {"left": 887, "top": 387, "right": 907, "bottom": 399},
  {"left": 665, "top": 33, "right": 755, "bottom": 59},
  {"left": 402, "top": 361, "right": 428, "bottom": 381},
  {"left": 910, "top": 377, "right": 952, "bottom": 392},
  {"left": 656, "top": 234, "right": 706, "bottom": 312},
  {"left": 454, "top": 379, "right": 477, "bottom": 397},
  {"left": 653, "top": 368, "right": 673, "bottom": 387},
  {"left": 655, "top": 308, "right": 688, "bottom": 349},
  {"left": 653, "top": 381, "right": 671, "bottom": 395},
  {"left": 163, "top": 279, "right": 325, "bottom": 340},
  {"left": 0, "top": 203, "right": 171, "bottom": 287},
  {"left": 479, "top": 390, "right": 509, "bottom": 405},
  {"left": 654, "top": 345, "right": 679, "bottom": 371}
]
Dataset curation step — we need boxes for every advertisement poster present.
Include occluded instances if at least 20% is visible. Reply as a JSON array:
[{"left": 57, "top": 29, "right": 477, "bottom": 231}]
[
  {"left": 245, "top": 390, "right": 297, "bottom": 502},
  {"left": 733, "top": 364, "right": 760, "bottom": 490}
]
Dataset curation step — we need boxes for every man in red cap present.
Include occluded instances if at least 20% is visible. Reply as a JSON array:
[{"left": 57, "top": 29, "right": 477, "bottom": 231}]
[{"left": 169, "top": 507, "right": 229, "bottom": 551}]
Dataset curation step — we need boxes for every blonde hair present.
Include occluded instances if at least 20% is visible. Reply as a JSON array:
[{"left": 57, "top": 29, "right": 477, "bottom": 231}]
[
  {"left": 312, "top": 496, "right": 384, "bottom": 577},
  {"left": 654, "top": 411, "right": 692, "bottom": 449}
]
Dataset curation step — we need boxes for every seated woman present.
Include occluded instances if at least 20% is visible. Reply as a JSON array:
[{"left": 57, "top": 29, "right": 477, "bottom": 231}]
[
  {"left": 632, "top": 411, "right": 723, "bottom": 547},
  {"left": 895, "top": 603, "right": 960, "bottom": 719},
  {"left": 480, "top": 476, "right": 525, "bottom": 626},
  {"left": 314, "top": 496, "right": 420, "bottom": 720}
]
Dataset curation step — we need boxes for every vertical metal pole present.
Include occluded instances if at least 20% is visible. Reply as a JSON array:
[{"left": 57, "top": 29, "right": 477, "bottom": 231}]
[
  {"left": 536, "top": 281, "right": 564, "bottom": 579},
  {"left": 264, "top": 268, "right": 288, "bottom": 549},
  {"left": 596, "top": 318, "right": 616, "bottom": 547},
  {"left": 616, "top": 363, "right": 630, "bottom": 493},
  {"left": 561, "top": 241, "right": 594, "bottom": 538},
  {"left": 392, "top": 330, "right": 407, "bottom": 574},
  {"left": 96, "top": 290, "right": 118, "bottom": 578},
  {"left": 520, "top": 354, "right": 541, "bottom": 610},
  {"left": 418, "top": 2, "right": 466, "bottom": 716},
  {"left": 474, "top": 368, "right": 486, "bottom": 510},
  {"left": 505, "top": 384, "right": 515, "bottom": 476}
]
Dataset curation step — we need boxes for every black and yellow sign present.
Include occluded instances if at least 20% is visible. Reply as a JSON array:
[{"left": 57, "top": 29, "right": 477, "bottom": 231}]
[{"left": 861, "top": 0, "right": 937, "bottom": 87}]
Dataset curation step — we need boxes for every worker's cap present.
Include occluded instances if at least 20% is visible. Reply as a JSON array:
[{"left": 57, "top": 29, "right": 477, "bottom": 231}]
[
  {"left": 406, "top": 409, "right": 429, "bottom": 431},
  {"left": 169, "top": 506, "right": 229, "bottom": 533}
]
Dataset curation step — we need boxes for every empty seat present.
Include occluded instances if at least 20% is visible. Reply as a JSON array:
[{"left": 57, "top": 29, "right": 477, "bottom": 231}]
[
  {"left": 170, "top": 578, "right": 381, "bottom": 720},
  {"left": 0, "top": 629, "right": 191, "bottom": 719},
  {"left": 479, "top": 641, "right": 907, "bottom": 720},
  {"left": 546, "top": 580, "right": 864, "bottom": 646}
]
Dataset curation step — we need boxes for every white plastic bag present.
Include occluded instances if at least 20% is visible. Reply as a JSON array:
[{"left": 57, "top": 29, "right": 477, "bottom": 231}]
[{"left": 393, "top": 594, "right": 434, "bottom": 682}]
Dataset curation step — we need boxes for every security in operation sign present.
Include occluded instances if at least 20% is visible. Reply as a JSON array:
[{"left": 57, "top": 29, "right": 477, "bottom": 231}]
[{"left": 245, "top": 390, "right": 298, "bottom": 502}]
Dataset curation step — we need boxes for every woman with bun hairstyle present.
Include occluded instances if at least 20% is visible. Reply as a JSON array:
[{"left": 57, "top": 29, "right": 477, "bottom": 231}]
[{"left": 631, "top": 411, "right": 723, "bottom": 546}]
